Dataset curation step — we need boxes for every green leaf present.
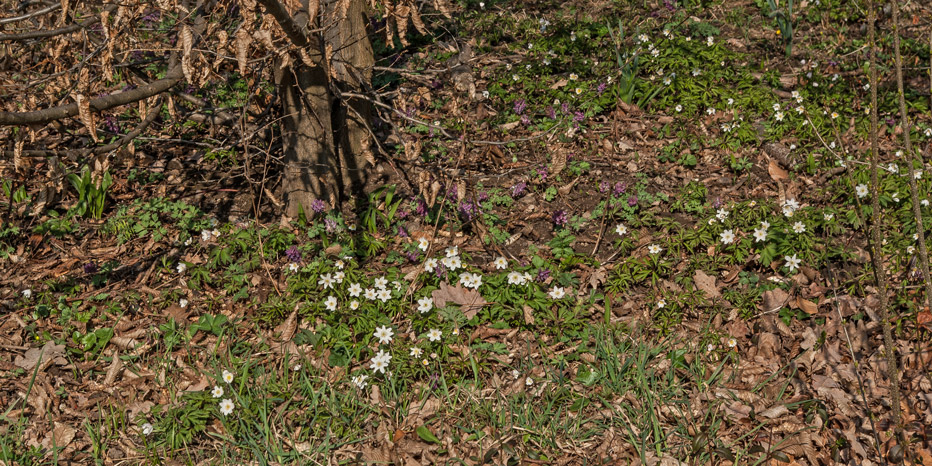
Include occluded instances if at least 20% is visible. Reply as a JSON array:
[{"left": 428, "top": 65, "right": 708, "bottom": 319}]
[{"left": 416, "top": 425, "right": 441, "bottom": 444}]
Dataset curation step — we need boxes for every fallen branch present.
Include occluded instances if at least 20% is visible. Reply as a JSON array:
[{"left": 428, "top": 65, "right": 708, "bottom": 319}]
[{"left": 0, "top": 65, "right": 182, "bottom": 126}]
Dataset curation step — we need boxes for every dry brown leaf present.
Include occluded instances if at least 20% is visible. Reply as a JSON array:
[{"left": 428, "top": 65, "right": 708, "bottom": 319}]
[
  {"left": 550, "top": 151, "right": 567, "bottom": 175},
  {"left": 768, "top": 158, "right": 789, "bottom": 182},
  {"left": 761, "top": 288, "right": 790, "bottom": 313},
  {"left": 73, "top": 93, "right": 98, "bottom": 142},
  {"left": 431, "top": 282, "right": 488, "bottom": 319},
  {"left": 759, "top": 404, "right": 789, "bottom": 419},
  {"left": 693, "top": 269, "right": 720, "bottom": 299},
  {"left": 40, "top": 422, "right": 76, "bottom": 451},
  {"left": 235, "top": 28, "right": 250, "bottom": 76},
  {"left": 795, "top": 296, "right": 818, "bottom": 314},
  {"left": 103, "top": 350, "right": 123, "bottom": 385},
  {"left": 522, "top": 304, "right": 535, "bottom": 325},
  {"left": 276, "top": 309, "right": 298, "bottom": 342},
  {"left": 14, "top": 341, "right": 66, "bottom": 370}
]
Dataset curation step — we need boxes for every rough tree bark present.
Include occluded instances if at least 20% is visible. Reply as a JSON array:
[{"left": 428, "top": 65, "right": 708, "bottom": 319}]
[{"left": 267, "top": 0, "right": 375, "bottom": 217}]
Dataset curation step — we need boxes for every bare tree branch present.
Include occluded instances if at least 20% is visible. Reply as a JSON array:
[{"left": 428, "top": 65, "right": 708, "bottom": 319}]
[
  {"left": 0, "top": 65, "right": 182, "bottom": 125},
  {"left": 0, "top": 3, "right": 61, "bottom": 25},
  {"left": 1, "top": 95, "right": 165, "bottom": 159},
  {"left": 0, "top": 5, "right": 114, "bottom": 41},
  {"left": 256, "top": 0, "right": 311, "bottom": 47}
]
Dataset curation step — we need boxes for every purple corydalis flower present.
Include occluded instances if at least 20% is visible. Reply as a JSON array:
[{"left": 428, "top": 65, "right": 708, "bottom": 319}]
[
  {"left": 311, "top": 199, "right": 328, "bottom": 213},
  {"left": 600, "top": 181, "right": 610, "bottom": 194},
  {"left": 514, "top": 99, "right": 527, "bottom": 115},
  {"left": 552, "top": 210, "right": 568, "bottom": 227},
  {"left": 478, "top": 191, "right": 489, "bottom": 202},
  {"left": 286, "top": 246, "right": 302, "bottom": 263},
  {"left": 596, "top": 82, "right": 607, "bottom": 95},
  {"left": 416, "top": 199, "right": 428, "bottom": 217},
  {"left": 512, "top": 182, "right": 527, "bottom": 197},
  {"left": 325, "top": 218, "right": 339, "bottom": 234},
  {"left": 546, "top": 106, "right": 557, "bottom": 120},
  {"left": 521, "top": 115, "right": 531, "bottom": 126},
  {"left": 537, "top": 167, "right": 548, "bottom": 181},
  {"left": 613, "top": 182, "right": 626, "bottom": 197},
  {"left": 573, "top": 111, "right": 585, "bottom": 123},
  {"left": 536, "top": 268, "right": 551, "bottom": 282},
  {"left": 459, "top": 201, "right": 479, "bottom": 221},
  {"left": 84, "top": 262, "right": 98, "bottom": 275},
  {"left": 104, "top": 116, "right": 120, "bottom": 134},
  {"left": 627, "top": 196, "right": 638, "bottom": 207},
  {"left": 561, "top": 102, "right": 570, "bottom": 114}
]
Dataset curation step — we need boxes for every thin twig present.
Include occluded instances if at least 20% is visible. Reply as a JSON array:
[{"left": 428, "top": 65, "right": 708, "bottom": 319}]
[{"left": 867, "top": 0, "right": 904, "bottom": 454}]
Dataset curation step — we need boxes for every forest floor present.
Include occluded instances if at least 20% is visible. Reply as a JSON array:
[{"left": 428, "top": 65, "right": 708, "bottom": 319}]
[{"left": 3, "top": 0, "right": 932, "bottom": 464}]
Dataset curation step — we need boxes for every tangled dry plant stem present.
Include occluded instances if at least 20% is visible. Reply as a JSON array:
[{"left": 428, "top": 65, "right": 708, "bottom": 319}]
[{"left": 867, "top": 0, "right": 904, "bottom": 454}]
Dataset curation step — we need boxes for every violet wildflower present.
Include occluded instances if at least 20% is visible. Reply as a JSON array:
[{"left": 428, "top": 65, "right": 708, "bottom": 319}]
[
  {"left": 514, "top": 99, "right": 527, "bottom": 115},
  {"left": 546, "top": 106, "right": 557, "bottom": 120},
  {"left": 552, "top": 210, "right": 568, "bottom": 227},
  {"left": 324, "top": 218, "right": 339, "bottom": 234},
  {"left": 596, "top": 82, "right": 607, "bottom": 95},
  {"left": 478, "top": 191, "right": 489, "bottom": 202},
  {"left": 285, "top": 246, "right": 302, "bottom": 263},
  {"left": 416, "top": 199, "right": 428, "bottom": 217},
  {"left": 613, "top": 182, "right": 626, "bottom": 197},
  {"left": 459, "top": 202, "right": 479, "bottom": 221},
  {"left": 521, "top": 115, "right": 531, "bottom": 126},
  {"left": 600, "top": 181, "right": 610, "bottom": 194},
  {"left": 536, "top": 267, "right": 551, "bottom": 282},
  {"left": 573, "top": 111, "right": 585, "bottom": 123},
  {"left": 397, "top": 226, "right": 409, "bottom": 238},
  {"left": 311, "top": 199, "right": 328, "bottom": 213},
  {"left": 84, "top": 262, "right": 98, "bottom": 275},
  {"left": 512, "top": 182, "right": 527, "bottom": 197},
  {"left": 537, "top": 167, "right": 548, "bottom": 181},
  {"left": 561, "top": 102, "right": 570, "bottom": 114},
  {"left": 104, "top": 116, "right": 120, "bottom": 134},
  {"left": 627, "top": 195, "right": 638, "bottom": 207}
]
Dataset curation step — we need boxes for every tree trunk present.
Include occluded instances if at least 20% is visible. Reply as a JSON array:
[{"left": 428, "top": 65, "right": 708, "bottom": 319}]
[
  {"left": 278, "top": 0, "right": 375, "bottom": 218},
  {"left": 279, "top": 57, "right": 337, "bottom": 218},
  {"left": 326, "top": 0, "right": 376, "bottom": 199}
]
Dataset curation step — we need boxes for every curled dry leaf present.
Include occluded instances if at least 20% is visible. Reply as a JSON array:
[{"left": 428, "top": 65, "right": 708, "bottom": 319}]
[
  {"left": 795, "top": 296, "right": 819, "bottom": 314},
  {"left": 73, "top": 93, "right": 98, "bottom": 142},
  {"left": 522, "top": 304, "right": 535, "bottom": 325}
]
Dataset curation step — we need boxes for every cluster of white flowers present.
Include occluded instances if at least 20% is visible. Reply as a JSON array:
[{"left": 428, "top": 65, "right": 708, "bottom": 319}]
[
  {"left": 352, "top": 374, "right": 369, "bottom": 389},
  {"left": 507, "top": 271, "right": 534, "bottom": 285},
  {"left": 782, "top": 198, "right": 800, "bottom": 218},
  {"left": 459, "top": 272, "right": 483, "bottom": 290},
  {"left": 200, "top": 228, "right": 220, "bottom": 242},
  {"left": 370, "top": 349, "right": 392, "bottom": 374}
]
